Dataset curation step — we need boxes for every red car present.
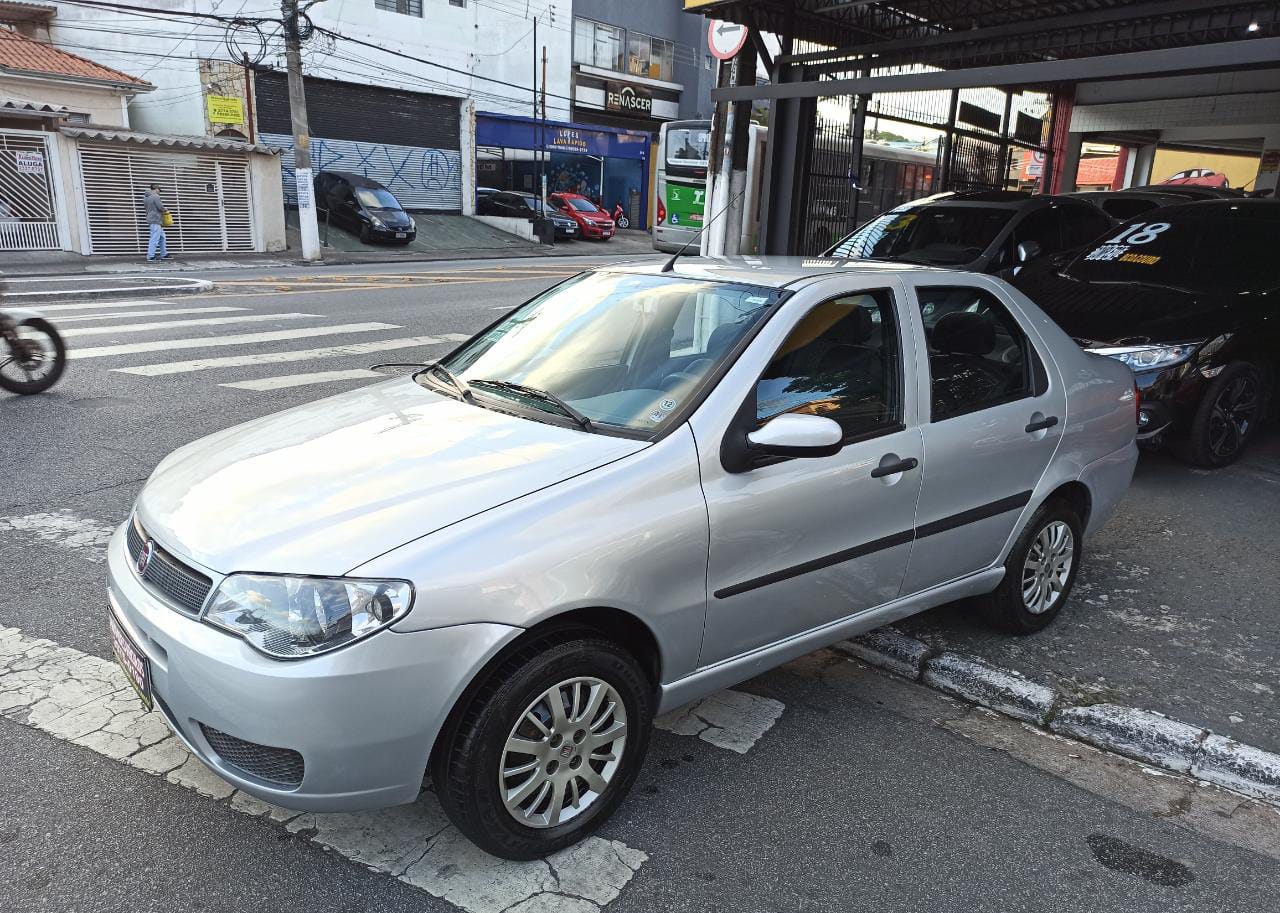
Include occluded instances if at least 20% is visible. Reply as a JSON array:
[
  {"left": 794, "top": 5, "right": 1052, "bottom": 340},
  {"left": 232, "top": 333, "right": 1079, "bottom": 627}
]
[
  {"left": 549, "top": 192, "right": 615, "bottom": 240},
  {"left": 1161, "top": 168, "right": 1230, "bottom": 188}
]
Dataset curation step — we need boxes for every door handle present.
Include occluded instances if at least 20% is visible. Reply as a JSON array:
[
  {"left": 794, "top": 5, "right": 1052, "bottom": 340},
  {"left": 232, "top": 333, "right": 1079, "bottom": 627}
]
[
  {"left": 870, "top": 456, "right": 919, "bottom": 478},
  {"left": 1025, "top": 416, "right": 1059, "bottom": 433}
]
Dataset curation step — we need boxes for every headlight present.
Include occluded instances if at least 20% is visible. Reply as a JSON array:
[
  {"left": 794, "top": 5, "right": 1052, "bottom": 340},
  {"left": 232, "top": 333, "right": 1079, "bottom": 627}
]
[
  {"left": 371, "top": 216, "right": 386, "bottom": 229},
  {"left": 409, "top": 217, "right": 416, "bottom": 231},
  {"left": 204, "top": 574, "right": 413, "bottom": 659},
  {"left": 1093, "top": 342, "right": 1201, "bottom": 372}
]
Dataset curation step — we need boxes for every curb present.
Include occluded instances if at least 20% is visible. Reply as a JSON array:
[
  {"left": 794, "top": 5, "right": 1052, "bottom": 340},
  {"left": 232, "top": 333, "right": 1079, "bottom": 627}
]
[
  {"left": 2, "top": 277, "right": 213, "bottom": 302},
  {"left": 840, "top": 627, "right": 1280, "bottom": 804}
]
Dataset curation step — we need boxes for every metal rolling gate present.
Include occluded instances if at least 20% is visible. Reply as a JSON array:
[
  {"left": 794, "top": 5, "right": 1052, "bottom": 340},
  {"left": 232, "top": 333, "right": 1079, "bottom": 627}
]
[
  {"left": 78, "top": 142, "right": 254, "bottom": 255},
  {"left": 0, "top": 131, "right": 61, "bottom": 251}
]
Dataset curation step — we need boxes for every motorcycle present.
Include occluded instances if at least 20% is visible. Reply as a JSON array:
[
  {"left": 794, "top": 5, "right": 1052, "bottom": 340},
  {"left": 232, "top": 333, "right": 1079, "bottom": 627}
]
[{"left": 0, "top": 306, "right": 67, "bottom": 394}]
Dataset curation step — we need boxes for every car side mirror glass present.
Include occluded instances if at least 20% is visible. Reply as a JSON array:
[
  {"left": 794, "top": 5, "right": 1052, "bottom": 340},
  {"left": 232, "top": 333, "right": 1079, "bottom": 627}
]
[
  {"left": 746, "top": 413, "right": 843, "bottom": 459},
  {"left": 1017, "top": 240, "right": 1043, "bottom": 263}
]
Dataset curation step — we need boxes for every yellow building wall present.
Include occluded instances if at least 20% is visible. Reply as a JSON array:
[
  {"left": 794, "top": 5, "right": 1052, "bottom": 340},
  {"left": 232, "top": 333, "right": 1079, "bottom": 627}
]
[{"left": 1151, "top": 148, "right": 1260, "bottom": 190}]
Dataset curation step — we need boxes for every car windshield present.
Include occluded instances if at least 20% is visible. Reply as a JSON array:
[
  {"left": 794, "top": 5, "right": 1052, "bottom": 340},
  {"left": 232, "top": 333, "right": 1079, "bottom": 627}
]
[
  {"left": 432, "top": 271, "right": 783, "bottom": 433},
  {"left": 1066, "top": 208, "right": 1280, "bottom": 293},
  {"left": 666, "top": 127, "right": 710, "bottom": 168},
  {"left": 564, "top": 197, "right": 601, "bottom": 213},
  {"left": 829, "top": 204, "right": 1015, "bottom": 264},
  {"left": 355, "top": 188, "right": 401, "bottom": 210}
]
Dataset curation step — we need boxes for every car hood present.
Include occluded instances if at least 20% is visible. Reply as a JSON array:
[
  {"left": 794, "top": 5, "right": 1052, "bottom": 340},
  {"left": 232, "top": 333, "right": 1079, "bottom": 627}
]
[
  {"left": 1011, "top": 273, "right": 1250, "bottom": 343},
  {"left": 136, "top": 379, "right": 647, "bottom": 576}
]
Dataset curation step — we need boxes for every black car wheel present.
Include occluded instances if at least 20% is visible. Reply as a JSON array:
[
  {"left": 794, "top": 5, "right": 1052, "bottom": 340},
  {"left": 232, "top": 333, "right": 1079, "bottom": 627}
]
[
  {"left": 431, "top": 631, "right": 653, "bottom": 860},
  {"left": 977, "top": 498, "right": 1083, "bottom": 634},
  {"left": 359, "top": 223, "right": 372, "bottom": 243},
  {"left": 1172, "top": 362, "right": 1264, "bottom": 468}
]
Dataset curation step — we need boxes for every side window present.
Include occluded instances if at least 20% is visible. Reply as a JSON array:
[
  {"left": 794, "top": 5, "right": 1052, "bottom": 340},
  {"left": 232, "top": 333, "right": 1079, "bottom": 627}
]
[
  {"left": 755, "top": 290, "right": 901, "bottom": 441},
  {"left": 1061, "top": 204, "right": 1113, "bottom": 249},
  {"left": 1014, "top": 207, "right": 1064, "bottom": 255},
  {"left": 916, "top": 286, "right": 1040, "bottom": 421}
]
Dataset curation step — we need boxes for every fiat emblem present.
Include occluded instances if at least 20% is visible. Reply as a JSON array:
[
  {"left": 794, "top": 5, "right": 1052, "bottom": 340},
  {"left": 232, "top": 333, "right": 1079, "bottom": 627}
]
[{"left": 137, "top": 539, "right": 156, "bottom": 575}]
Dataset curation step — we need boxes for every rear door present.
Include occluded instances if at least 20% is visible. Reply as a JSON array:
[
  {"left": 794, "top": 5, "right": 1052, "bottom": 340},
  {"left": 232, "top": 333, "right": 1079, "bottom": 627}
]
[{"left": 901, "top": 276, "right": 1066, "bottom": 594}]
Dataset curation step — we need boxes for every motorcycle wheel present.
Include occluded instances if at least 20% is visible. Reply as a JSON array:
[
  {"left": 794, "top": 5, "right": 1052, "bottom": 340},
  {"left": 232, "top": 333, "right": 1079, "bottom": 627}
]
[{"left": 0, "top": 317, "right": 67, "bottom": 394}]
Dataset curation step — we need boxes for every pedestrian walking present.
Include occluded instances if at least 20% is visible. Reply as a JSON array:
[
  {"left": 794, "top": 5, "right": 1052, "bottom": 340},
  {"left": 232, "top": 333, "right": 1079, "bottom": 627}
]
[{"left": 144, "top": 184, "right": 171, "bottom": 261}]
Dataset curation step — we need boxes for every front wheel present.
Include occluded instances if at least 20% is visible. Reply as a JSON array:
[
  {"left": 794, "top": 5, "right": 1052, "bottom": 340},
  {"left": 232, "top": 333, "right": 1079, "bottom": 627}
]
[
  {"left": 1171, "top": 362, "right": 1264, "bottom": 468},
  {"left": 431, "top": 633, "right": 653, "bottom": 860},
  {"left": 978, "top": 499, "right": 1082, "bottom": 634},
  {"left": 0, "top": 317, "right": 66, "bottom": 394}
]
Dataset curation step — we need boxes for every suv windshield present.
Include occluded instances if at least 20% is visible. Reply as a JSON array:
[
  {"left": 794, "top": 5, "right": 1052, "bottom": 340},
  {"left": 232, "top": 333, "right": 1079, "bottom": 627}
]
[
  {"left": 433, "top": 271, "right": 783, "bottom": 433},
  {"left": 830, "top": 204, "right": 1015, "bottom": 264},
  {"left": 355, "top": 188, "right": 401, "bottom": 210}
]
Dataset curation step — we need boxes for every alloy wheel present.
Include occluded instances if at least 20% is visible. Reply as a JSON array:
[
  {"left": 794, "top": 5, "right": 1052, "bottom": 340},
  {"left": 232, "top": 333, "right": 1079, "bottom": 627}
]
[
  {"left": 499, "top": 677, "right": 628, "bottom": 829},
  {"left": 1021, "top": 520, "right": 1074, "bottom": 615},
  {"left": 1207, "top": 374, "right": 1259, "bottom": 460}
]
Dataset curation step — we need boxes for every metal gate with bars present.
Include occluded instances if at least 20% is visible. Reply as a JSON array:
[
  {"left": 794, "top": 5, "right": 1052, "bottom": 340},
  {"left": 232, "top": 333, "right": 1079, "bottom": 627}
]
[
  {"left": 0, "top": 131, "right": 60, "bottom": 251},
  {"left": 78, "top": 141, "right": 254, "bottom": 255}
]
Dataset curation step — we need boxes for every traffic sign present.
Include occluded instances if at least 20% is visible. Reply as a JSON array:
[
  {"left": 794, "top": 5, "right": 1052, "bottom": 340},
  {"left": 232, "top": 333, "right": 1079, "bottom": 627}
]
[{"left": 708, "top": 19, "right": 748, "bottom": 60}]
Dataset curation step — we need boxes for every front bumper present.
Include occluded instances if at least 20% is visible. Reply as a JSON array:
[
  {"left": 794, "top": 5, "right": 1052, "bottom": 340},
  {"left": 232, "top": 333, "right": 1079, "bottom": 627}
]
[
  {"left": 106, "top": 524, "right": 520, "bottom": 811},
  {"left": 1132, "top": 363, "right": 1204, "bottom": 440}
]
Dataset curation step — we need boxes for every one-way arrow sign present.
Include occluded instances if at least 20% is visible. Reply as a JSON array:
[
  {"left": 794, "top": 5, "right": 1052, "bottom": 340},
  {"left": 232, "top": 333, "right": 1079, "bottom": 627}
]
[{"left": 708, "top": 18, "right": 749, "bottom": 60}]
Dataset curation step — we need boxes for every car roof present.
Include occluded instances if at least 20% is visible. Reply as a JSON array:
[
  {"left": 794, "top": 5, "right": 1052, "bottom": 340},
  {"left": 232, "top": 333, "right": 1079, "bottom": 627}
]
[
  {"left": 1128, "top": 198, "right": 1280, "bottom": 219},
  {"left": 1068, "top": 190, "right": 1183, "bottom": 201},
  {"left": 601, "top": 256, "right": 957, "bottom": 289},
  {"left": 901, "top": 192, "right": 1084, "bottom": 211},
  {"left": 321, "top": 170, "right": 389, "bottom": 190}
]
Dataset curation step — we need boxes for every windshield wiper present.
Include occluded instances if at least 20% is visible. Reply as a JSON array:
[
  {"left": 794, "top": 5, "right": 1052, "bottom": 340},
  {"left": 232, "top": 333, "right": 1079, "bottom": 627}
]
[
  {"left": 469, "top": 379, "right": 594, "bottom": 430},
  {"left": 415, "top": 363, "right": 473, "bottom": 401}
]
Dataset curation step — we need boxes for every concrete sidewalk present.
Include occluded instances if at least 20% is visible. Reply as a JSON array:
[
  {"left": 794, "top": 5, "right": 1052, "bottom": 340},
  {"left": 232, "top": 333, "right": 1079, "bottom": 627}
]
[{"left": 0, "top": 214, "right": 658, "bottom": 278}]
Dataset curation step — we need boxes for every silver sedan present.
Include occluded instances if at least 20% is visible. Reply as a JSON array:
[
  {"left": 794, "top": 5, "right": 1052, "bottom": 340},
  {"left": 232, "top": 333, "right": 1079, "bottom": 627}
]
[{"left": 106, "top": 258, "right": 1138, "bottom": 859}]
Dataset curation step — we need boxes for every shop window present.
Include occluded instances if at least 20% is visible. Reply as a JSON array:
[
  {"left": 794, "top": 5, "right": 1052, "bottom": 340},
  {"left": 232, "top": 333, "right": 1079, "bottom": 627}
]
[
  {"left": 628, "top": 32, "right": 674, "bottom": 82},
  {"left": 574, "top": 18, "right": 624, "bottom": 71},
  {"left": 449, "top": 0, "right": 466, "bottom": 6},
  {"left": 374, "top": 0, "right": 421, "bottom": 16}
]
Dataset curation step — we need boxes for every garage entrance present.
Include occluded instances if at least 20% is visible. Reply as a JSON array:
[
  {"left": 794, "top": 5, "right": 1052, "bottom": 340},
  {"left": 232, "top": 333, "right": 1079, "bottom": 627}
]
[{"left": 0, "top": 130, "right": 60, "bottom": 251}]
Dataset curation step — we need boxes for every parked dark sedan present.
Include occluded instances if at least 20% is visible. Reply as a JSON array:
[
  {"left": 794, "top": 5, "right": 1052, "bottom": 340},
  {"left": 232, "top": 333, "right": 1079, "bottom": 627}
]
[
  {"left": 314, "top": 171, "right": 416, "bottom": 244},
  {"left": 479, "top": 191, "right": 578, "bottom": 239},
  {"left": 825, "top": 191, "right": 1114, "bottom": 279},
  {"left": 1011, "top": 199, "right": 1279, "bottom": 467}
]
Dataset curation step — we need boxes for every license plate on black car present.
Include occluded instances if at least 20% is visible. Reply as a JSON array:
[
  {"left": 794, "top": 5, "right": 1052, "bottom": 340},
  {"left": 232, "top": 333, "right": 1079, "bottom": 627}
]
[
  {"left": 109, "top": 609, "right": 152, "bottom": 710},
  {"left": 396, "top": 232, "right": 407, "bottom": 239}
]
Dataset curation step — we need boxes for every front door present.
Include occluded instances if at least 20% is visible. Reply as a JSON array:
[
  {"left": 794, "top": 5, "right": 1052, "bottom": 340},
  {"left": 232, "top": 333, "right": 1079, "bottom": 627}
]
[
  {"left": 901, "top": 280, "right": 1067, "bottom": 593},
  {"left": 696, "top": 286, "right": 924, "bottom": 666}
]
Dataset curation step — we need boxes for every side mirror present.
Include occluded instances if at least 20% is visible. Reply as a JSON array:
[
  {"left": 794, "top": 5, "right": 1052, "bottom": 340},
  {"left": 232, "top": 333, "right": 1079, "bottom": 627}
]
[
  {"left": 746, "top": 413, "right": 843, "bottom": 459},
  {"left": 1016, "top": 240, "right": 1043, "bottom": 263}
]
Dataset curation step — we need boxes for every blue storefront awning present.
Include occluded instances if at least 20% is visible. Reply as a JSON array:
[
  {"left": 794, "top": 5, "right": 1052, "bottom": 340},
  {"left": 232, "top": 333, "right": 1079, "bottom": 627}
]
[{"left": 477, "top": 113, "right": 650, "bottom": 160}]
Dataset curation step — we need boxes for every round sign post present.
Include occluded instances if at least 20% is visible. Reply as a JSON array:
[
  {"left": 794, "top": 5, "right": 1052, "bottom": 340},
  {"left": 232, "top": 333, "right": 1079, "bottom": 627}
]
[{"left": 708, "top": 18, "right": 749, "bottom": 60}]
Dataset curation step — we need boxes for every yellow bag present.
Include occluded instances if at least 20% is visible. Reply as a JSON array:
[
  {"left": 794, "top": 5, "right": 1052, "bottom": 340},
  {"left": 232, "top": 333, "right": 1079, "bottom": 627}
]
[{"left": 161, "top": 211, "right": 174, "bottom": 228}]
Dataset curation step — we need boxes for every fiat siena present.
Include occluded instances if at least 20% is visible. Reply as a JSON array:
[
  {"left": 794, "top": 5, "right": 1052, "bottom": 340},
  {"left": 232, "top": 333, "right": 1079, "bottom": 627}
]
[{"left": 107, "top": 259, "right": 1138, "bottom": 859}]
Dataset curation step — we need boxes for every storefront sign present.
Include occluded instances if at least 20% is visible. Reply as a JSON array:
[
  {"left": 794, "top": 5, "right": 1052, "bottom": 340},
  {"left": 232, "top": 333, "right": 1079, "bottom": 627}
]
[
  {"left": 605, "top": 82, "right": 653, "bottom": 117},
  {"left": 476, "top": 114, "right": 649, "bottom": 160},
  {"left": 547, "top": 128, "right": 592, "bottom": 154},
  {"left": 206, "top": 95, "right": 245, "bottom": 124},
  {"left": 14, "top": 151, "right": 44, "bottom": 175}
]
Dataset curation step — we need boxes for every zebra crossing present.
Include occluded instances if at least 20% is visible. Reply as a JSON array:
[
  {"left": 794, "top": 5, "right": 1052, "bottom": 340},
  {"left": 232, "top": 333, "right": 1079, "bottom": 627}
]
[{"left": 57, "top": 298, "right": 469, "bottom": 392}]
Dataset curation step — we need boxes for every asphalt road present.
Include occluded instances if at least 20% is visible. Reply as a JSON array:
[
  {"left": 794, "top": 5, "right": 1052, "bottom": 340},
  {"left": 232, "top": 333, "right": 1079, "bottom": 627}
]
[{"left": 2, "top": 256, "right": 1278, "bottom": 913}]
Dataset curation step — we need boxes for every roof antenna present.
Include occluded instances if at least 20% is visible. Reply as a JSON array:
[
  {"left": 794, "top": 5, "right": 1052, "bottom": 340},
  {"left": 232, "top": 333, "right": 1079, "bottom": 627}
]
[{"left": 661, "top": 188, "right": 745, "bottom": 273}]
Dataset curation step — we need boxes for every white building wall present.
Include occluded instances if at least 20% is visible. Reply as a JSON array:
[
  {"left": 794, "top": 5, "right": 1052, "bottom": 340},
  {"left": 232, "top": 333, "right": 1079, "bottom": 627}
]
[{"left": 42, "top": 1, "right": 572, "bottom": 137}]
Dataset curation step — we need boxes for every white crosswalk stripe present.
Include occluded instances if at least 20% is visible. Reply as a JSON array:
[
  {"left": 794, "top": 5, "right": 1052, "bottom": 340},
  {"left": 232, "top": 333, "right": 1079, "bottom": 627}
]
[
  {"left": 220, "top": 368, "right": 386, "bottom": 390},
  {"left": 61, "top": 312, "right": 320, "bottom": 338},
  {"left": 71, "top": 322, "right": 402, "bottom": 359},
  {"left": 57, "top": 306, "right": 249, "bottom": 323},
  {"left": 115, "top": 334, "right": 467, "bottom": 376},
  {"left": 29, "top": 299, "right": 176, "bottom": 313}
]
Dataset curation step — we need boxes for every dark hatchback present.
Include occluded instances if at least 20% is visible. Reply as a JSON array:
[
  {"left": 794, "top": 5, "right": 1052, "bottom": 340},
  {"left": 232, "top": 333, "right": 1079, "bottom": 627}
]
[
  {"left": 1011, "top": 199, "right": 1279, "bottom": 467},
  {"left": 314, "top": 171, "right": 416, "bottom": 244},
  {"left": 825, "top": 191, "right": 1114, "bottom": 279},
  {"left": 479, "top": 191, "right": 578, "bottom": 239}
]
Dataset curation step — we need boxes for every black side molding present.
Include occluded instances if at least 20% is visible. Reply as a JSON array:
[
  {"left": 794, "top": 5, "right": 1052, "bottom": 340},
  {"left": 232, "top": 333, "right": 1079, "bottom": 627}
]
[{"left": 915, "top": 491, "right": 1033, "bottom": 539}]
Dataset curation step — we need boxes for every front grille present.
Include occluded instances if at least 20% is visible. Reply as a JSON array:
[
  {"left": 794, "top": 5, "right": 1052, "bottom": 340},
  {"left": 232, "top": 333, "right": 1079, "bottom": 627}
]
[
  {"left": 200, "top": 724, "right": 305, "bottom": 788},
  {"left": 126, "top": 518, "right": 213, "bottom": 615}
]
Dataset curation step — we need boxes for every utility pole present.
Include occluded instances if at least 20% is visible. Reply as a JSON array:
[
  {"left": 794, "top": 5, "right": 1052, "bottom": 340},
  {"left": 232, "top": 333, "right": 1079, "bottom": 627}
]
[
  {"left": 282, "top": 0, "right": 320, "bottom": 261},
  {"left": 540, "top": 43, "right": 548, "bottom": 208},
  {"left": 241, "top": 53, "right": 256, "bottom": 145}
]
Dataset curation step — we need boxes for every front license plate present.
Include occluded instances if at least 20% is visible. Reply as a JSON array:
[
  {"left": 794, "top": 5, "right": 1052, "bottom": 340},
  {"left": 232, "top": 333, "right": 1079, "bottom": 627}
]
[
  {"left": 109, "top": 609, "right": 152, "bottom": 711},
  {"left": 395, "top": 232, "right": 407, "bottom": 239}
]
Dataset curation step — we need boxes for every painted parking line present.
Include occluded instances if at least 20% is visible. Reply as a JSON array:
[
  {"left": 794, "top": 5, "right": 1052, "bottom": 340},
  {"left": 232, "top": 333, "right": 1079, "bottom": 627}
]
[
  {"left": 115, "top": 333, "right": 467, "bottom": 376},
  {"left": 60, "top": 312, "right": 320, "bottom": 338},
  {"left": 0, "top": 511, "right": 117, "bottom": 563},
  {"left": 654, "top": 689, "right": 786, "bottom": 754},
  {"left": 71, "top": 322, "right": 402, "bottom": 360},
  {"left": 220, "top": 368, "right": 386, "bottom": 391},
  {"left": 0, "top": 625, "right": 647, "bottom": 913}
]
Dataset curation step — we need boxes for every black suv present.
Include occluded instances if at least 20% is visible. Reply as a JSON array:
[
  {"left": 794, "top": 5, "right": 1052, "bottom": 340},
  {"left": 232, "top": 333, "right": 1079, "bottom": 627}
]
[
  {"left": 313, "top": 171, "right": 416, "bottom": 245},
  {"left": 1011, "top": 199, "right": 1279, "bottom": 467},
  {"left": 825, "top": 191, "right": 1114, "bottom": 278}
]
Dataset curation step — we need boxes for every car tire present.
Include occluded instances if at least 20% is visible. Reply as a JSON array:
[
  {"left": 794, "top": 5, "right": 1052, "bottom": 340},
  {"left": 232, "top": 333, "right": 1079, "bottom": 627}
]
[
  {"left": 978, "top": 498, "right": 1083, "bottom": 635},
  {"left": 431, "top": 632, "right": 653, "bottom": 860},
  {"left": 359, "top": 224, "right": 371, "bottom": 243},
  {"left": 1170, "top": 362, "right": 1264, "bottom": 468}
]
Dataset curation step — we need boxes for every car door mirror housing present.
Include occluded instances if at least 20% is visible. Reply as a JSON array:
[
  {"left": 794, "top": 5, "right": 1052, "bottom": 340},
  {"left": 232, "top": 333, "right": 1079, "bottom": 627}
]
[
  {"left": 746, "top": 414, "right": 844, "bottom": 459},
  {"left": 1017, "top": 240, "right": 1043, "bottom": 263}
]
